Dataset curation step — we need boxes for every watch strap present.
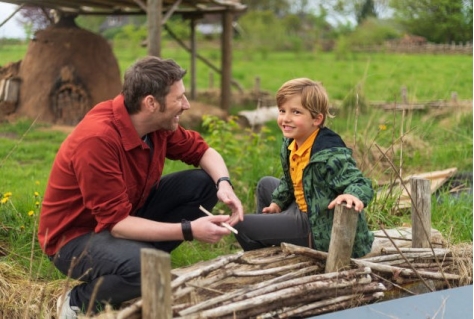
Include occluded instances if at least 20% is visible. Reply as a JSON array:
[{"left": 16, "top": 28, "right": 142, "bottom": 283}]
[
  {"left": 181, "top": 219, "right": 193, "bottom": 241},
  {"left": 216, "top": 177, "right": 233, "bottom": 190}
]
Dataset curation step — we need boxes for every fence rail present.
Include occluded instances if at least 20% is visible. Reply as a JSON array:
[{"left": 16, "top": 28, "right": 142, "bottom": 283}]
[
  {"left": 133, "top": 177, "right": 434, "bottom": 319},
  {"left": 353, "top": 42, "right": 472, "bottom": 55}
]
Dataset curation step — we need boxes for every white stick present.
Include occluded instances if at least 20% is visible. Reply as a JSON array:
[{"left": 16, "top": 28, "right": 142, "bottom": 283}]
[{"left": 199, "top": 205, "right": 238, "bottom": 234}]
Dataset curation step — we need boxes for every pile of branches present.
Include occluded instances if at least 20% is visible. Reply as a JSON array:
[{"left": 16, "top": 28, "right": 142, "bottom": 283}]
[
  {"left": 1, "top": 242, "right": 470, "bottom": 318},
  {"left": 163, "top": 242, "right": 471, "bottom": 319}
]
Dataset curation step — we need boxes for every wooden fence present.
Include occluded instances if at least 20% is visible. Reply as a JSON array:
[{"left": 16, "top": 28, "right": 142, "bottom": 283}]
[
  {"left": 136, "top": 177, "right": 434, "bottom": 319},
  {"left": 353, "top": 42, "right": 472, "bottom": 55}
]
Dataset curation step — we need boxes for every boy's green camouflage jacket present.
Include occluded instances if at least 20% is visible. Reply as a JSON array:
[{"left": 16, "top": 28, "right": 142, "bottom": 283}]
[{"left": 272, "top": 127, "right": 374, "bottom": 258}]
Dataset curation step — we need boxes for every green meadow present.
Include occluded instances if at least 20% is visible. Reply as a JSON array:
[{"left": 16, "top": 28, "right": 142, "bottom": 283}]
[{"left": 2, "top": 40, "right": 473, "bottom": 102}]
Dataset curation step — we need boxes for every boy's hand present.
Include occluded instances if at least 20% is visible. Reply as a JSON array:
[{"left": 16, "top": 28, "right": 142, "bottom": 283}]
[
  {"left": 262, "top": 203, "right": 281, "bottom": 214},
  {"left": 328, "top": 194, "right": 364, "bottom": 212}
]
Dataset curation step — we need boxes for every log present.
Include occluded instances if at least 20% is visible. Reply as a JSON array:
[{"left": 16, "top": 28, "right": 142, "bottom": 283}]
[
  {"left": 231, "top": 268, "right": 372, "bottom": 303},
  {"left": 237, "top": 106, "right": 279, "bottom": 127},
  {"left": 230, "top": 283, "right": 385, "bottom": 319},
  {"left": 325, "top": 204, "right": 359, "bottom": 273},
  {"left": 362, "top": 251, "right": 451, "bottom": 263},
  {"left": 240, "top": 252, "right": 298, "bottom": 264},
  {"left": 230, "top": 261, "right": 314, "bottom": 276},
  {"left": 116, "top": 300, "right": 142, "bottom": 319},
  {"left": 179, "top": 268, "right": 371, "bottom": 317},
  {"left": 281, "top": 242, "right": 329, "bottom": 260},
  {"left": 353, "top": 259, "right": 461, "bottom": 280},
  {"left": 280, "top": 243, "right": 462, "bottom": 281},
  {"left": 277, "top": 293, "right": 383, "bottom": 319},
  {"left": 195, "top": 274, "right": 372, "bottom": 318},
  {"left": 171, "top": 253, "right": 242, "bottom": 289},
  {"left": 381, "top": 247, "right": 451, "bottom": 255},
  {"left": 295, "top": 293, "right": 384, "bottom": 318},
  {"left": 239, "top": 246, "right": 282, "bottom": 263},
  {"left": 177, "top": 265, "right": 322, "bottom": 316}
]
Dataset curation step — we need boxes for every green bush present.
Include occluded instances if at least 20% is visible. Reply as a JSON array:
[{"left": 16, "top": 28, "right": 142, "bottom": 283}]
[{"left": 346, "top": 18, "right": 401, "bottom": 48}]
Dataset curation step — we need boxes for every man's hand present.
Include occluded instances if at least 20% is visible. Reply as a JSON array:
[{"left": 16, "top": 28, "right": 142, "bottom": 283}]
[
  {"left": 191, "top": 215, "right": 233, "bottom": 243},
  {"left": 198, "top": 147, "right": 244, "bottom": 225},
  {"left": 216, "top": 182, "right": 244, "bottom": 225}
]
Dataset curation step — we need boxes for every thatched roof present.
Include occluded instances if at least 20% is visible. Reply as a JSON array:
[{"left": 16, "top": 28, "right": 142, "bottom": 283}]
[{"left": 0, "top": 0, "right": 246, "bottom": 16}]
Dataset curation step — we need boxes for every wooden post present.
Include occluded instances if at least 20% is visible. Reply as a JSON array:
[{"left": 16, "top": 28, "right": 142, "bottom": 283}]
[
  {"left": 209, "top": 72, "right": 214, "bottom": 89},
  {"left": 220, "top": 9, "right": 233, "bottom": 112},
  {"left": 401, "top": 86, "right": 408, "bottom": 105},
  {"left": 451, "top": 91, "right": 458, "bottom": 104},
  {"left": 147, "top": 0, "right": 162, "bottom": 57},
  {"left": 254, "top": 76, "right": 260, "bottom": 94},
  {"left": 325, "top": 204, "right": 359, "bottom": 273},
  {"left": 411, "top": 178, "right": 431, "bottom": 248},
  {"left": 189, "top": 17, "right": 197, "bottom": 100},
  {"left": 141, "top": 248, "right": 171, "bottom": 319}
]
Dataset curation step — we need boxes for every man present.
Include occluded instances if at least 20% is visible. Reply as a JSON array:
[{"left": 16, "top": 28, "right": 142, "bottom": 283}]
[{"left": 38, "top": 56, "right": 243, "bottom": 318}]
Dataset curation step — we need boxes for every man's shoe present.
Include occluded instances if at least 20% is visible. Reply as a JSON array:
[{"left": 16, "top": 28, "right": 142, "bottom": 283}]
[{"left": 57, "top": 289, "right": 81, "bottom": 319}]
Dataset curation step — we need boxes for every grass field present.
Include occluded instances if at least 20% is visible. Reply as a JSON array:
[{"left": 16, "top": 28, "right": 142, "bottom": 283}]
[
  {"left": 0, "top": 41, "right": 472, "bottom": 278},
  {"left": 2, "top": 40, "right": 473, "bottom": 103}
]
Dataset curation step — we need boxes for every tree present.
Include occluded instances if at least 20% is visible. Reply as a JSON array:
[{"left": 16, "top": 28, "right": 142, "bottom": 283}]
[
  {"left": 356, "top": 0, "right": 377, "bottom": 24},
  {"left": 327, "top": 0, "right": 391, "bottom": 25},
  {"left": 390, "top": 0, "right": 473, "bottom": 43},
  {"left": 237, "top": 10, "right": 286, "bottom": 58},
  {"left": 240, "top": 0, "right": 291, "bottom": 16},
  {"left": 17, "top": 5, "right": 53, "bottom": 35}
]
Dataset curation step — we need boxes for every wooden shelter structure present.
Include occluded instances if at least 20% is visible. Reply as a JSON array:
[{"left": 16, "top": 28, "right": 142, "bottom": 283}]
[{"left": 0, "top": 0, "right": 246, "bottom": 111}]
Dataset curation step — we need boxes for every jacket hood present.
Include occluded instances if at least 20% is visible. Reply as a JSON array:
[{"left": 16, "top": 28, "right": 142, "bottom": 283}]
[{"left": 312, "top": 127, "right": 346, "bottom": 152}]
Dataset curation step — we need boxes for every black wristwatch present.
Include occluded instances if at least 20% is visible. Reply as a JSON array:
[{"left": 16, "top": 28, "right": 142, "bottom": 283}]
[
  {"left": 181, "top": 219, "right": 193, "bottom": 241},
  {"left": 216, "top": 177, "right": 233, "bottom": 190}
]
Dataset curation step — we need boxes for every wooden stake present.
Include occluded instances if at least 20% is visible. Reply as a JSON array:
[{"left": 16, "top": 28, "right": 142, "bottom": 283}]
[
  {"left": 141, "top": 248, "right": 171, "bottom": 319},
  {"left": 325, "top": 204, "right": 359, "bottom": 273},
  {"left": 410, "top": 178, "right": 431, "bottom": 248}
]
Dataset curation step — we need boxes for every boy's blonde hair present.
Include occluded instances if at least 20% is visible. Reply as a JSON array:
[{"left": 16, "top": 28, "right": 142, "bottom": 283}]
[{"left": 276, "top": 78, "right": 334, "bottom": 127}]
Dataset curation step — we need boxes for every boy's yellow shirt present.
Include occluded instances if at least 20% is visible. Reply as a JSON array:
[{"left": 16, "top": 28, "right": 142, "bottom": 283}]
[{"left": 288, "top": 129, "right": 319, "bottom": 213}]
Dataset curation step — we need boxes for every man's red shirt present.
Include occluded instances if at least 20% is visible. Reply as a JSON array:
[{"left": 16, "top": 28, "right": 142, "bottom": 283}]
[{"left": 38, "top": 94, "right": 209, "bottom": 255}]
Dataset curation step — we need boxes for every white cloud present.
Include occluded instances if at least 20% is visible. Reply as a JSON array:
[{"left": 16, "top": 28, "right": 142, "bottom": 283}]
[{"left": 0, "top": 3, "right": 27, "bottom": 39}]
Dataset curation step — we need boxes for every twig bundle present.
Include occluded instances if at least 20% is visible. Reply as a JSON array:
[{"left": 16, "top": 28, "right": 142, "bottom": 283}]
[
  {"left": 171, "top": 245, "right": 379, "bottom": 319},
  {"left": 167, "top": 242, "right": 471, "bottom": 319},
  {"left": 4, "top": 241, "right": 469, "bottom": 318}
]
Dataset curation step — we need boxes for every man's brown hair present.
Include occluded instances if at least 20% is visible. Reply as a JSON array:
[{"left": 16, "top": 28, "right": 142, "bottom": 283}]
[{"left": 122, "top": 56, "right": 187, "bottom": 114}]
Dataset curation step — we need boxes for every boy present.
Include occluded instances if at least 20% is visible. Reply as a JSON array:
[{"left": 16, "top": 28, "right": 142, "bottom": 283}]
[{"left": 234, "top": 78, "right": 373, "bottom": 258}]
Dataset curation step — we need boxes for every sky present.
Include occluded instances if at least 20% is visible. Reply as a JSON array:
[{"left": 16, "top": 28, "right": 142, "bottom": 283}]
[{"left": 0, "top": 3, "right": 27, "bottom": 39}]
